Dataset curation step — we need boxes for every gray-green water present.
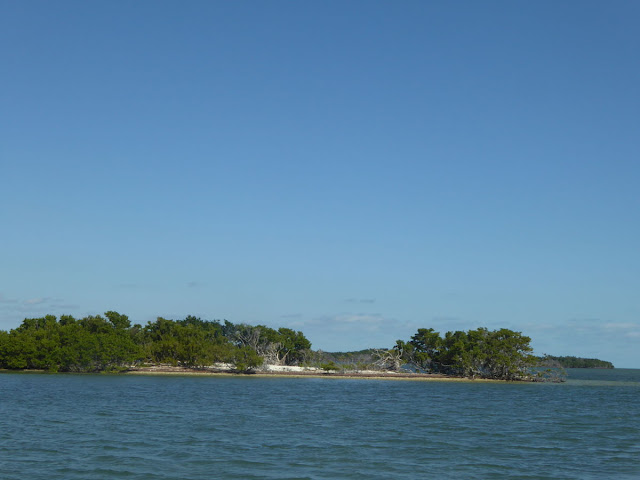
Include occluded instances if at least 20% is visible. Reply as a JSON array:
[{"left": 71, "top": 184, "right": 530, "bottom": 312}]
[{"left": 1, "top": 369, "right": 639, "bottom": 479}]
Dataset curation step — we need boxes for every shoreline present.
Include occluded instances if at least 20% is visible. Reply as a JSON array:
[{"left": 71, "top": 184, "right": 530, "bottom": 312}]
[
  {"left": 0, "top": 366, "right": 518, "bottom": 382},
  {"left": 123, "top": 365, "right": 505, "bottom": 382}
]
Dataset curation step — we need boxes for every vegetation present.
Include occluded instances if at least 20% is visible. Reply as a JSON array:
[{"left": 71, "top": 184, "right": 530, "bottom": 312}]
[
  {"left": 315, "top": 328, "right": 544, "bottom": 380},
  {"left": 0, "top": 312, "right": 612, "bottom": 381},
  {"left": 310, "top": 349, "right": 379, "bottom": 371},
  {"left": 386, "top": 327, "right": 537, "bottom": 380},
  {"left": 0, "top": 313, "right": 139, "bottom": 373},
  {"left": 536, "top": 355, "right": 614, "bottom": 369},
  {"left": 0, "top": 312, "right": 310, "bottom": 373},
  {"left": 319, "top": 361, "right": 340, "bottom": 373}
]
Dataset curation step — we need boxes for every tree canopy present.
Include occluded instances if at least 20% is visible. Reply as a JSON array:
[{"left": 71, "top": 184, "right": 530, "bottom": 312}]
[
  {"left": 390, "top": 327, "right": 536, "bottom": 380},
  {"left": 0, "top": 312, "right": 611, "bottom": 380},
  {"left": 0, "top": 313, "right": 311, "bottom": 373},
  {"left": 537, "top": 355, "right": 614, "bottom": 369}
]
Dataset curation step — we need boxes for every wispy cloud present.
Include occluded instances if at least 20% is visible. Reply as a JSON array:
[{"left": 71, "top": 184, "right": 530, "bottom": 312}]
[
  {"left": 302, "top": 313, "right": 391, "bottom": 333},
  {"left": 24, "top": 297, "right": 49, "bottom": 305},
  {"left": 335, "top": 313, "right": 385, "bottom": 325},
  {"left": 602, "top": 322, "right": 638, "bottom": 330},
  {"left": 522, "top": 317, "right": 640, "bottom": 365},
  {"left": 0, "top": 294, "right": 18, "bottom": 304},
  {"left": 522, "top": 318, "right": 640, "bottom": 339},
  {"left": 569, "top": 318, "right": 640, "bottom": 334},
  {"left": 344, "top": 298, "right": 376, "bottom": 304},
  {"left": 430, "top": 316, "right": 466, "bottom": 327},
  {"left": 398, "top": 316, "right": 473, "bottom": 335},
  {"left": 290, "top": 311, "right": 411, "bottom": 351},
  {"left": 1, "top": 296, "right": 78, "bottom": 315}
]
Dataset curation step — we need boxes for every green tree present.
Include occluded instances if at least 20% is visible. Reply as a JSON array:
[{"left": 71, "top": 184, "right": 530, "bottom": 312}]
[
  {"left": 173, "top": 323, "right": 214, "bottom": 368},
  {"left": 398, "top": 327, "right": 536, "bottom": 380},
  {"left": 320, "top": 361, "right": 339, "bottom": 373},
  {"left": 408, "top": 328, "right": 442, "bottom": 372},
  {"left": 105, "top": 311, "right": 131, "bottom": 330},
  {"left": 276, "top": 327, "right": 311, "bottom": 365},
  {"left": 232, "top": 346, "right": 263, "bottom": 372}
]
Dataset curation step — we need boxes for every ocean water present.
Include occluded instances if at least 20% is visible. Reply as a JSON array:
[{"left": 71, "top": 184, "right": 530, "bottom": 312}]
[{"left": 1, "top": 369, "right": 638, "bottom": 479}]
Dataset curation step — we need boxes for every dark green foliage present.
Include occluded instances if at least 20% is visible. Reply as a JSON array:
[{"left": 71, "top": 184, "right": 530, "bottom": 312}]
[
  {"left": 393, "top": 327, "right": 536, "bottom": 380},
  {"left": 140, "top": 317, "right": 235, "bottom": 367},
  {"left": 136, "top": 316, "right": 309, "bottom": 369},
  {"left": 320, "top": 361, "right": 339, "bottom": 372},
  {"left": 0, "top": 312, "right": 308, "bottom": 373},
  {"left": 537, "top": 355, "right": 614, "bottom": 369},
  {"left": 408, "top": 328, "right": 442, "bottom": 371},
  {"left": 1, "top": 312, "right": 604, "bottom": 380},
  {"left": 105, "top": 311, "right": 131, "bottom": 330},
  {"left": 277, "top": 327, "right": 312, "bottom": 365},
  {"left": 232, "top": 346, "right": 264, "bottom": 372},
  {"left": 0, "top": 314, "right": 140, "bottom": 372}
]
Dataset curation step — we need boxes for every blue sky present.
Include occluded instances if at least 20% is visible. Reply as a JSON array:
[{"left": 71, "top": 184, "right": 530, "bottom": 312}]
[{"left": 1, "top": 1, "right": 639, "bottom": 367}]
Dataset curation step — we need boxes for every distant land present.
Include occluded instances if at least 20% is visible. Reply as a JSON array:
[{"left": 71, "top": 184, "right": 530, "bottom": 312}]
[{"left": 536, "top": 355, "right": 614, "bottom": 369}]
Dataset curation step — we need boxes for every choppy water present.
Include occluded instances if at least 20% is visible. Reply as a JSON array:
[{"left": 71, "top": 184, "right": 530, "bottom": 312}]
[{"left": 1, "top": 369, "right": 639, "bottom": 479}]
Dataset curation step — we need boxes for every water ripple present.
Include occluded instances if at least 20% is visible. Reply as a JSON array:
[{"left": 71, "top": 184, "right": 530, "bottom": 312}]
[{"left": 0, "top": 371, "right": 638, "bottom": 479}]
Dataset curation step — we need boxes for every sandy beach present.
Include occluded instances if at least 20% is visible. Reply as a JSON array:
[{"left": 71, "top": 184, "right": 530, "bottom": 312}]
[{"left": 124, "top": 364, "right": 503, "bottom": 382}]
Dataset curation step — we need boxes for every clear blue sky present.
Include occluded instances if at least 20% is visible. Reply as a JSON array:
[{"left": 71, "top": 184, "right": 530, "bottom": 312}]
[{"left": 1, "top": 1, "right": 639, "bottom": 367}]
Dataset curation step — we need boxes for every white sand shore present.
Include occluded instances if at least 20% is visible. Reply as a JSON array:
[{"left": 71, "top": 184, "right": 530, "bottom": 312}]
[{"left": 124, "top": 363, "right": 503, "bottom": 382}]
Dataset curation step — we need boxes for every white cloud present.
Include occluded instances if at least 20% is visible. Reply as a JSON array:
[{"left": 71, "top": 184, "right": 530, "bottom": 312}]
[
  {"left": 295, "top": 312, "right": 406, "bottom": 351},
  {"left": 0, "top": 294, "right": 18, "bottom": 304},
  {"left": 335, "top": 314, "right": 384, "bottom": 325},
  {"left": 24, "top": 297, "right": 49, "bottom": 305},
  {"left": 603, "top": 322, "right": 638, "bottom": 330},
  {"left": 306, "top": 313, "right": 395, "bottom": 331},
  {"left": 344, "top": 298, "right": 377, "bottom": 304}
]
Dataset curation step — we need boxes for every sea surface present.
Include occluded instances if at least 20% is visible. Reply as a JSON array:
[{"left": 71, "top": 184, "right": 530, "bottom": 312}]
[{"left": 1, "top": 369, "right": 638, "bottom": 479}]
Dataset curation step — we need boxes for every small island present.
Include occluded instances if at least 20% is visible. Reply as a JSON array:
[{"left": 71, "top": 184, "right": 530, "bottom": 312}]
[
  {"left": 0, "top": 311, "right": 611, "bottom": 382},
  {"left": 536, "top": 355, "right": 614, "bottom": 369}
]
